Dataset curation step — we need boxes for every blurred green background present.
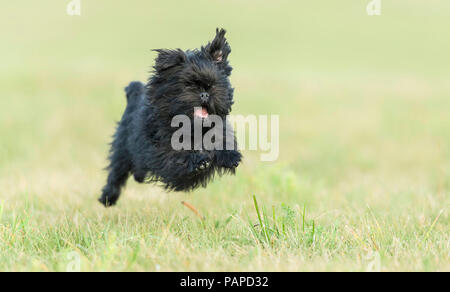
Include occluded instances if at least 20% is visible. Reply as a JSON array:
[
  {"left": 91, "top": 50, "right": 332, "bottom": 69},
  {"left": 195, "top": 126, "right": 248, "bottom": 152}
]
[{"left": 0, "top": 0, "right": 448, "bottom": 271}]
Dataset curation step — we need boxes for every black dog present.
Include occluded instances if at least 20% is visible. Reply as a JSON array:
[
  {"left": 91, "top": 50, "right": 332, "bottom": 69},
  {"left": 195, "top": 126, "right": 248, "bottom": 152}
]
[{"left": 99, "top": 28, "right": 242, "bottom": 207}]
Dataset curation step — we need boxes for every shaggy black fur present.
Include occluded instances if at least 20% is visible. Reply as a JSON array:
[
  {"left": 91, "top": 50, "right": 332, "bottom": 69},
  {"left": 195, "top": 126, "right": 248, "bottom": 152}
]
[{"left": 99, "top": 28, "right": 242, "bottom": 207}]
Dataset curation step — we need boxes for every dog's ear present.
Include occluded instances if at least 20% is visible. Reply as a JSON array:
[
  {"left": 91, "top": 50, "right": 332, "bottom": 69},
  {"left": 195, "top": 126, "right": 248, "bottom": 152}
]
[
  {"left": 205, "top": 28, "right": 231, "bottom": 64},
  {"left": 153, "top": 49, "right": 186, "bottom": 72}
]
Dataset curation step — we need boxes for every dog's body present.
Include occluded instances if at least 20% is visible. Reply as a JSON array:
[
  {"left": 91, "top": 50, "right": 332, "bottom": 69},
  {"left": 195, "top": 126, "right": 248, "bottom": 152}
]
[{"left": 99, "top": 29, "right": 241, "bottom": 207}]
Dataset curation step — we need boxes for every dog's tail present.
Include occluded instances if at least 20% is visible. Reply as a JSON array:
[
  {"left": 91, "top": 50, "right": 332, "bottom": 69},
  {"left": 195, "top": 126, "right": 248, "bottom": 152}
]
[{"left": 125, "top": 81, "right": 145, "bottom": 104}]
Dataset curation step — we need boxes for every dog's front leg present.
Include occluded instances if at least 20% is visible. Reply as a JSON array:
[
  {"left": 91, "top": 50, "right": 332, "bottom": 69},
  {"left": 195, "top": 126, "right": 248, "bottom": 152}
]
[
  {"left": 213, "top": 119, "right": 242, "bottom": 170},
  {"left": 214, "top": 149, "right": 241, "bottom": 170},
  {"left": 165, "top": 150, "right": 213, "bottom": 175},
  {"left": 185, "top": 151, "right": 214, "bottom": 174}
]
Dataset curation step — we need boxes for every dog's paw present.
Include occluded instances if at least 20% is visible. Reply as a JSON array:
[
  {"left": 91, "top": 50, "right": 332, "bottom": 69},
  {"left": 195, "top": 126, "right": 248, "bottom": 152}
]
[
  {"left": 186, "top": 153, "right": 213, "bottom": 174},
  {"left": 215, "top": 150, "right": 242, "bottom": 169},
  {"left": 194, "top": 158, "right": 212, "bottom": 172}
]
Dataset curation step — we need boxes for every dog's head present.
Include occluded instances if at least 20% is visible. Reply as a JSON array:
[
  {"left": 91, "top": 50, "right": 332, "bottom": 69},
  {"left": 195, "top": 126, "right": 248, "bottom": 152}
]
[{"left": 149, "top": 28, "right": 234, "bottom": 120}]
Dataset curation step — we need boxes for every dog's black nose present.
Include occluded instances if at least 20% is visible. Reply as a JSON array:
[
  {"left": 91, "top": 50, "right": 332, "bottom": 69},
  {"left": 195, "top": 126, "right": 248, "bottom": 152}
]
[{"left": 200, "top": 92, "right": 209, "bottom": 102}]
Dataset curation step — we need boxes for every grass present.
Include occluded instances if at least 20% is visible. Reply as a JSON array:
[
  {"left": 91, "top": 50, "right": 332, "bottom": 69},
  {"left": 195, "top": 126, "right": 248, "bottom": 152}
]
[{"left": 0, "top": 0, "right": 449, "bottom": 271}]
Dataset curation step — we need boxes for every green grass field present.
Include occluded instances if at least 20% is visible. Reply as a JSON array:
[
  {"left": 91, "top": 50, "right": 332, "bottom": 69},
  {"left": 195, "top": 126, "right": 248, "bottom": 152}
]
[{"left": 0, "top": 0, "right": 449, "bottom": 271}]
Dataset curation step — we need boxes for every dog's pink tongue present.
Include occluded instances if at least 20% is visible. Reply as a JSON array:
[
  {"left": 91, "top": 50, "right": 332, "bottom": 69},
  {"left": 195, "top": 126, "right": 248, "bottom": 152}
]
[{"left": 194, "top": 107, "right": 209, "bottom": 119}]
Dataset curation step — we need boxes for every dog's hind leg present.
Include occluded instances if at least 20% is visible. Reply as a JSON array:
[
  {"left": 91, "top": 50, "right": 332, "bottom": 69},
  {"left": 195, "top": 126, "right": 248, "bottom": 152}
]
[
  {"left": 99, "top": 81, "right": 144, "bottom": 207},
  {"left": 99, "top": 123, "right": 132, "bottom": 207},
  {"left": 99, "top": 155, "right": 131, "bottom": 207},
  {"left": 133, "top": 169, "right": 146, "bottom": 183}
]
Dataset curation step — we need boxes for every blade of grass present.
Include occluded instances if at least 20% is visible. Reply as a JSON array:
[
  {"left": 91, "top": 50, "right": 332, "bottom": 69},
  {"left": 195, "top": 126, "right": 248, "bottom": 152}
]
[
  {"left": 272, "top": 206, "right": 280, "bottom": 237},
  {"left": 302, "top": 205, "right": 306, "bottom": 233},
  {"left": 423, "top": 209, "right": 444, "bottom": 242},
  {"left": 253, "top": 195, "right": 270, "bottom": 244},
  {"left": 181, "top": 201, "right": 204, "bottom": 221}
]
